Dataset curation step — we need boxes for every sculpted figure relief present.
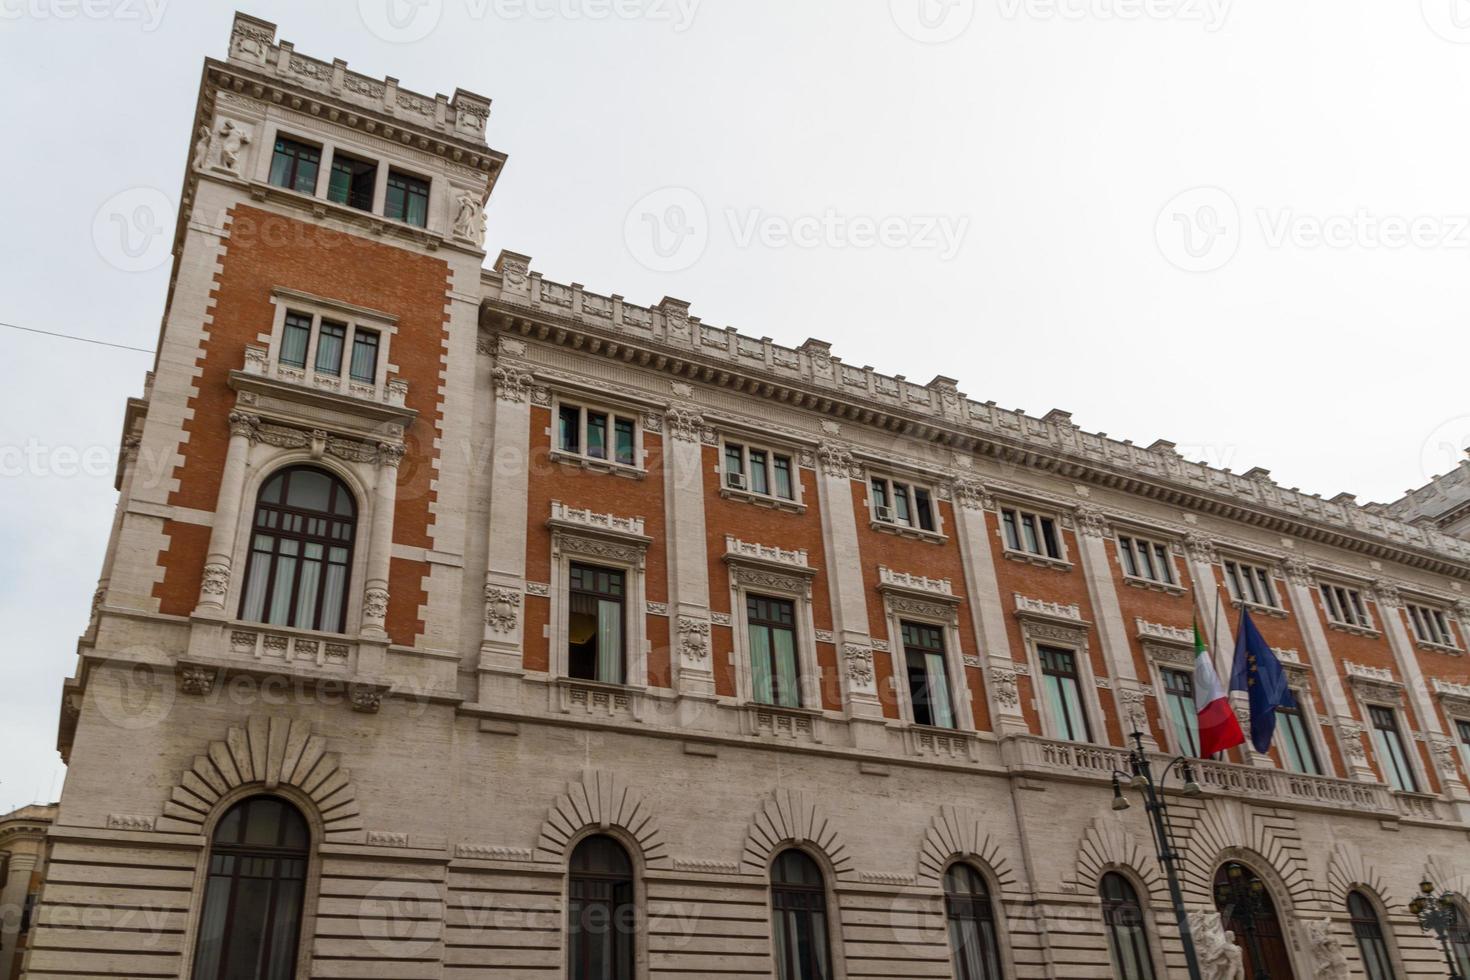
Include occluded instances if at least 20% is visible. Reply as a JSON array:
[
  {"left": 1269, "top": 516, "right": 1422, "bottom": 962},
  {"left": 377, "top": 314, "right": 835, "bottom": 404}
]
[
  {"left": 1190, "top": 909, "right": 1245, "bottom": 980},
  {"left": 1306, "top": 917, "right": 1348, "bottom": 980},
  {"left": 454, "top": 190, "right": 486, "bottom": 244},
  {"left": 217, "top": 119, "right": 250, "bottom": 173}
]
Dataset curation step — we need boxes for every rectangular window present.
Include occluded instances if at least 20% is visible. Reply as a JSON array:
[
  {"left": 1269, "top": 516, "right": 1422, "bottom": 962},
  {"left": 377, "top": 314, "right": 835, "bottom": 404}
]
[
  {"left": 349, "top": 329, "right": 379, "bottom": 383},
  {"left": 1458, "top": 719, "right": 1470, "bottom": 777},
  {"left": 1001, "top": 506, "right": 1061, "bottom": 559},
  {"left": 568, "top": 563, "right": 624, "bottom": 685},
  {"left": 1369, "top": 705, "right": 1419, "bottom": 792},
  {"left": 327, "top": 152, "right": 376, "bottom": 211},
  {"left": 1223, "top": 559, "right": 1278, "bottom": 608},
  {"left": 1407, "top": 603, "right": 1456, "bottom": 647},
  {"left": 314, "top": 320, "right": 346, "bottom": 376},
  {"left": 1118, "top": 535, "right": 1175, "bottom": 585},
  {"left": 1161, "top": 667, "right": 1199, "bottom": 756},
  {"left": 902, "top": 622, "right": 955, "bottom": 728},
  {"left": 1321, "top": 583, "right": 1372, "bottom": 629},
  {"left": 872, "top": 477, "right": 937, "bottom": 532},
  {"left": 557, "top": 403, "right": 639, "bottom": 467},
  {"left": 747, "top": 594, "right": 799, "bottom": 708},
  {"left": 268, "top": 136, "right": 321, "bottom": 195},
  {"left": 385, "top": 169, "right": 430, "bottom": 227},
  {"left": 1039, "top": 645, "right": 1091, "bottom": 742},
  {"left": 722, "top": 442, "right": 796, "bottom": 501},
  {"left": 1277, "top": 692, "right": 1323, "bottom": 775},
  {"left": 280, "top": 311, "right": 312, "bottom": 368}
]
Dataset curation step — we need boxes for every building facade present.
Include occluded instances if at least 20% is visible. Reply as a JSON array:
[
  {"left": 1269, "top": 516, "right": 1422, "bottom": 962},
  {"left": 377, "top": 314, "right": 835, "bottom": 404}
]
[
  {"left": 24, "top": 13, "right": 1470, "bottom": 980},
  {"left": 1, "top": 805, "right": 55, "bottom": 980}
]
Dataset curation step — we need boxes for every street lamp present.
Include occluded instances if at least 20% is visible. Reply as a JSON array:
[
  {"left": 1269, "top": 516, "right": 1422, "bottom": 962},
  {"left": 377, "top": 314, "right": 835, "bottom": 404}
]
[
  {"left": 1212, "top": 862, "right": 1270, "bottom": 980},
  {"left": 1110, "top": 729, "right": 1205, "bottom": 980},
  {"left": 1409, "top": 878, "right": 1466, "bottom": 980}
]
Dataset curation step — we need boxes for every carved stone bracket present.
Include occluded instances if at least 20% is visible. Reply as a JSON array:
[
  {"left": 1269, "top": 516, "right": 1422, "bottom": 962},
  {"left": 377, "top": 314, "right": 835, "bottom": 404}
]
[{"left": 817, "top": 442, "right": 864, "bottom": 481}]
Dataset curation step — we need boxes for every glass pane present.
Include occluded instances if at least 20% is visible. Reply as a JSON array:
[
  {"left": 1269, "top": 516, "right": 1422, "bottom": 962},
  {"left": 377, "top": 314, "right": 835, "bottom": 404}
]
[
  {"left": 349, "top": 330, "right": 378, "bottom": 383},
  {"left": 774, "top": 457, "right": 794, "bottom": 499},
  {"left": 560, "top": 406, "right": 581, "bottom": 453},
  {"left": 267, "top": 551, "right": 296, "bottom": 626},
  {"left": 241, "top": 539, "right": 273, "bottom": 622},
  {"left": 915, "top": 488, "right": 934, "bottom": 531},
  {"left": 406, "top": 184, "right": 428, "bottom": 227},
  {"left": 750, "top": 450, "right": 768, "bottom": 495},
  {"left": 773, "top": 627, "right": 800, "bottom": 708},
  {"left": 725, "top": 444, "right": 744, "bottom": 478},
  {"left": 750, "top": 624, "right": 774, "bottom": 704},
  {"left": 1002, "top": 510, "right": 1020, "bottom": 550},
  {"left": 280, "top": 316, "right": 310, "bottom": 368},
  {"left": 1021, "top": 515, "right": 1040, "bottom": 554},
  {"left": 286, "top": 470, "right": 332, "bottom": 512},
  {"left": 586, "top": 412, "right": 607, "bottom": 459},
  {"left": 314, "top": 322, "right": 345, "bottom": 376},
  {"left": 596, "top": 598, "right": 622, "bottom": 684},
  {"left": 614, "top": 418, "right": 635, "bottom": 466},
  {"left": 293, "top": 544, "right": 322, "bottom": 628},
  {"left": 926, "top": 651, "right": 954, "bottom": 728},
  {"left": 1119, "top": 538, "right": 1139, "bottom": 577},
  {"left": 894, "top": 484, "right": 911, "bottom": 523},
  {"left": 319, "top": 560, "right": 347, "bottom": 634}
]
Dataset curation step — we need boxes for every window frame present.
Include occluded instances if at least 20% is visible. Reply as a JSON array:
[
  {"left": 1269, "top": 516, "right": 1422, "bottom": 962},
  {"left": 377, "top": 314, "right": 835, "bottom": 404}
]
[
  {"left": 718, "top": 434, "right": 805, "bottom": 510},
  {"left": 565, "top": 832, "right": 642, "bottom": 980},
  {"left": 1347, "top": 889, "right": 1400, "bottom": 980},
  {"left": 1037, "top": 644, "right": 1094, "bottom": 743},
  {"left": 1457, "top": 717, "right": 1470, "bottom": 785},
  {"left": 265, "top": 289, "right": 397, "bottom": 400},
  {"left": 552, "top": 396, "right": 646, "bottom": 474},
  {"left": 1366, "top": 703, "right": 1421, "bottom": 794},
  {"left": 1221, "top": 556, "right": 1284, "bottom": 612},
  {"left": 1275, "top": 687, "right": 1326, "bottom": 776},
  {"left": 384, "top": 167, "right": 431, "bottom": 227},
  {"left": 1114, "top": 531, "right": 1183, "bottom": 593},
  {"left": 1017, "top": 611, "right": 1103, "bottom": 745},
  {"left": 767, "top": 849, "right": 837, "bottom": 980},
  {"left": 1158, "top": 665, "right": 1200, "bottom": 757},
  {"left": 1319, "top": 580, "right": 1377, "bottom": 634},
  {"left": 997, "top": 502, "right": 1068, "bottom": 566},
  {"left": 727, "top": 545, "right": 822, "bottom": 712},
  {"left": 1099, "top": 870, "right": 1160, "bottom": 980},
  {"left": 745, "top": 593, "right": 803, "bottom": 709},
  {"left": 943, "top": 861, "right": 1008, "bottom": 980},
  {"left": 867, "top": 472, "right": 944, "bottom": 539},
  {"left": 548, "top": 508, "right": 650, "bottom": 692},
  {"left": 899, "top": 619, "right": 960, "bottom": 730},
  {"left": 267, "top": 134, "right": 323, "bottom": 196},
  {"left": 566, "top": 563, "right": 629, "bottom": 686},
  {"left": 879, "top": 579, "right": 972, "bottom": 732},
  {"left": 1405, "top": 601, "right": 1460, "bottom": 651}
]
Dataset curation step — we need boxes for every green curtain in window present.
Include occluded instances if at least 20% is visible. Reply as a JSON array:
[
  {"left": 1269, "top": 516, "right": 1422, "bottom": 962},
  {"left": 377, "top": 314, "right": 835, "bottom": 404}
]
[
  {"left": 750, "top": 626, "right": 774, "bottom": 704},
  {"left": 597, "top": 599, "right": 622, "bottom": 684},
  {"left": 926, "top": 652, "right": 954, "bottom": 728},
  {"left": 773, "top": 628, "right": 799, "bottom": 708}
]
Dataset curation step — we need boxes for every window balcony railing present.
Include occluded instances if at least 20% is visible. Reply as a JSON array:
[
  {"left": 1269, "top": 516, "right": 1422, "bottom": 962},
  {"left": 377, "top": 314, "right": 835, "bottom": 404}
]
[
  {"left": 243, "top": 341, "right": 407, "bottom": 407},
  {"left": 1002, "top": 734, "right": 1412, "bottom": 821}
]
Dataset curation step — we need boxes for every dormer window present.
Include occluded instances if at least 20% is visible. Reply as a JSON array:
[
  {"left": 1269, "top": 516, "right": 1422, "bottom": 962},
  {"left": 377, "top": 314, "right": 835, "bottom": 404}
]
[
  {"left": 268, "top": 136, "right": 320, "bottom": 195},
  {"left": 385, "top": 169, "right": 429, "bottom": 227}
]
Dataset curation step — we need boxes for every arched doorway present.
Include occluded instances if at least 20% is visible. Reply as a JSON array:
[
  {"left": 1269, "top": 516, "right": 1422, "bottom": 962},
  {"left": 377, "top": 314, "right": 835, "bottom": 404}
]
[{"left": 1212, "top": 861, "right": 1296, "bottom": 979}]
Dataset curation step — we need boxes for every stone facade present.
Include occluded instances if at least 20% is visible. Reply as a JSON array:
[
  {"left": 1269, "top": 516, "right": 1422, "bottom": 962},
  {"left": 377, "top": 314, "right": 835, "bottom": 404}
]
[{"left": 24, "top": 13, "right": 1470, "bottom": 980}]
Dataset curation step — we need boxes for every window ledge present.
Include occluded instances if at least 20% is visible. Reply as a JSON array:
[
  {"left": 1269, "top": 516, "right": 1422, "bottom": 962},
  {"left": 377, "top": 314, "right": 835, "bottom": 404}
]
[
  {"left": 720, "top": 485, "right": 805, "bottom": 513},
  {"left": 904, "top": 725, "right": 979, "bottom": 761},
  {"left": 548, "top": 449, "right": 646, "bottom": 480},
  {"left": 1326, "top": 620, "right": 1380, "bottom": 639},
  {"left": 1002, "top": 548, "right": 1072, "bottom": 571},
  {"left": 870, "top": 519, "right": 947, "bottom": 544},
  {"left": 553, "top": 676, "right": 646, "bottom": 721},
  {"left": 1414, "top": 639, "right": 1463, "bottom": 656},
  {"left": 741, "top": 703, "right": 825, "bottom": 742},
  {"left": 1230, "top": 598, "right": 1288, "bottom": 619},
  {"left": 1122, "top": 575, "right": 1187, "bottom": 597}
]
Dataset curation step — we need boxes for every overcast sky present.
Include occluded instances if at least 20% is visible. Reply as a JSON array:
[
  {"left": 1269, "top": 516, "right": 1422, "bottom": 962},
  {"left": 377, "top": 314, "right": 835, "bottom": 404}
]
[{"left": 3, "top": 0, "right": 1469, "bottom": 809}]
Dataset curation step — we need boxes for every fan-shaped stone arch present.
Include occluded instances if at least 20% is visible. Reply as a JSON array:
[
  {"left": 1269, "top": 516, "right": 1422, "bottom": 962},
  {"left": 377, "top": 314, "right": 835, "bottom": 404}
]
[
  {"left": 1068, "top": 816, "right": 1163, "bottom": 901},
  {"left": 740, "top": 788, "right": 852, "bottom": 879},
  {"left": 915, "top": 805, "right": 1023, "bottom": 896},
  {"left": 1325, "top": 840, "right": 1394, "bottom": 909},
  {"left": 1181, "top": 800, "right": 1312, "bottom": 909},
  {"left": 154, "top": 715, "right": 363, "bottom": 841},
  {"left": 535, "top": 769, "right": 670, "bottom": 869},
  {"left": 1425, "top": 853, "right": 1470, "bottom": 897}
]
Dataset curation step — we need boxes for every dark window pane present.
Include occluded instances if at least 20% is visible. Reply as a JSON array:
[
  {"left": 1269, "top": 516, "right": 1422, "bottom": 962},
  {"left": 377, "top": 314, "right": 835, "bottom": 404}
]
[
  {"left": 569, "top": 563, "right": 624, "bottom": 685},
  {"left": 328, "top": 153, "right": 376, "bottom": 211},
  {"left": 560, "top": 405, "right": 581, "bottom": 453},
  {"left": 238, "top": 467, "right": 356, "bottom": 633},
  {"left": 915, "top": 488, "right": 935, "bottom": 531},
  {"left": 614, "top": 418, "right": 635, "bottom": 466},
  {"left": 280, "top": 312, "right": 311, "bottom": 368},
  {"left": 774, "top": 456, "right": 794, "bottom": 499},
  {"left": 314, "top": 320, "right": 345, "bottom": 375},
  {"left": 386, "top": 170, "right": 430, "bottom": 226},
  {"left": 750, "top": 449, "right": 768, "bottom": 495},
  {"left": 349, "top": 329, "right": 378, "bottom": 383},
  {"left": 587, "top": 412, "right": 608, "bottom": 459},
  {"left": 269, "top": 137, "right": 321, "bottom": 194}
]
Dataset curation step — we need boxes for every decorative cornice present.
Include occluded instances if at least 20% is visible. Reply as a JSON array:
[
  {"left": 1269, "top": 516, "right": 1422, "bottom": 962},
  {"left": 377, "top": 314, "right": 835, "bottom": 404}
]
[
  {"left": 878, "top": 566, "right": 956, "bottom": 601},
  {"left": 1134, "top": 619, "right": 1194, "bottom": 648},
  {"left": 724, "top": 536, "right": 810, "bottom": 571},
  {"left": 1013, "top": 593, "right": 1084, "bottom": 625},
  {"left": 548, "top": 501, "right": 649, "bottom": 542}
]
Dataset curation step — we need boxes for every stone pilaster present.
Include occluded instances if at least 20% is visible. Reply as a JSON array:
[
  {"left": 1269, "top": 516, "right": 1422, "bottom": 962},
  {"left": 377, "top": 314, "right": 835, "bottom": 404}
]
[
  {"left": 192, "top": 411, "right": 257, "bottom": 617},
  {"left": 662, "top": 404, "right": 715, "bottom": 703},
  {"left": 478, "top": 363, "right": 534, "bottom": 706},
  {"left": 814, "top": 442, "right": 883, "bottom": 728},
  {"left": 359, "top": 442, "right": 403, "bottom": 641},
  {"left": 1073, "top": 506, "right": 1152, "bottom": 748}
]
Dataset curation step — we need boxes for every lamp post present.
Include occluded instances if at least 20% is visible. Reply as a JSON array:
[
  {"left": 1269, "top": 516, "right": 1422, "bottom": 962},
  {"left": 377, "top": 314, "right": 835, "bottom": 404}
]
[
  {"left": 1110, "top": 729, "right": 1204, "bottom": 980},
  {"left": 1212, "top": 862, "right": 1270, "bottom": 980},
  {"left": 1409, "top": 878, "right": 1465, "bottom": 980}
]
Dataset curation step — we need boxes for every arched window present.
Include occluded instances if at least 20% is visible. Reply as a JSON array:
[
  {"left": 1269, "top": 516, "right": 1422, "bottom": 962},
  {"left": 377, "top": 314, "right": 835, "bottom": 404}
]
[
  {"left": 1100, "top": 872, "right": 1155, "bottom": 980},
  {"left": 944, "top": 863, "right": 1004, "bottom": 980},
  {"left": 1347, "top": 891, "right": 1395, "bottom": 980},
  {"left": 191, "top": 796, "right": 309, "bottom": 980},
  {"left": 567, "top": 835, "right": 635, "bottom": 980},
  {"left": 770, "top": 850, "right": 832, "bottom": 980},
  {"left": 239, "top": 466, "right": 356, "bottom": 633},
  {"left": 1451, "top": 900, "right": 1470, "bottom": 978}
]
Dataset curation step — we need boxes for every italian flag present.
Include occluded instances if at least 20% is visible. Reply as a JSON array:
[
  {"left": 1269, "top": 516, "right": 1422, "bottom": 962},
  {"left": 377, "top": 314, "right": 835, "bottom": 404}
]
[{"left": 1194, "top": 621, "right": 1246, "bottom": 757}]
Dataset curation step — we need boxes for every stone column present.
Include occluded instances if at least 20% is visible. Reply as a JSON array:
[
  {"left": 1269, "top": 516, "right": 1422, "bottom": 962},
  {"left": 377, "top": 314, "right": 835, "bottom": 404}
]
[
  {"left": 1282, "top": 558, "right": 1376, "bottom": 781},
  {"left": 478, "top": 364, "right": 534, "bottom": 707},
  {"left": 948, "top": 478, "right": 1028, "bottom": 736},
  {"left": 1073, "top": 506, "right": 1151, "bottom": 748},
  {"left": 0, "top": 852, "right": 37, "bottom": 976},
  {"left": 1375, "top": 580, "right": 1468, "bottom": 802},
  {"left": 91, "top": 433, "right": 142, "bottom": 629},
  {"left": 662, "top": 405, "right": 715, "bottom": 707},
  {"left": 359, "top": 442, "right": 403, "bottom": 640},
  {"left": 193, "top": 410, "right": 258, "bottom": 616},
  {"left": 814, "top": 442, "right": 883, "bottom": 732}
]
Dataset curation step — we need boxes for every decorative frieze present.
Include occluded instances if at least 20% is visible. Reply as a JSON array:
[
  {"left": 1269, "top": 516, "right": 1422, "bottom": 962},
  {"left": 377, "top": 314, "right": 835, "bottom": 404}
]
[
  {"left": 1014, "top": 593, "right": 1083, "bottom": 623},
  {"left": 677, "top": 617, "right": 711, "bottom": 661},
  {"left": 550, "top": 501, "right": 647, "bottom": 540},
  {"left": 106, "top": 814, "right": 156, "bottom": 832},
  {"left": 989, "top": 666, "right": 1020, "bottom": 709},
  {"left": 844, "top": 645, "right": 875, "bottom": 685},
  {"left": 1134, "top": 618, "right": 1193, "bottom": 647},
  {"left": 878, "top": 566, "right": 953, "bottom": 597},
  {"left": 725, "top": 536, "right": 809, "bottom": 569},
  {"left": 456, "top": 843, "right": 534, "bottom": 862},
  {"left": 177, "top": 666, "right": 218, "bottom": 697},
  {"left": 483, "top": 586, "right": 521, "bottom": 632},
  {"left": 817, "top": 442, "right": 864, "bottom": 481},
  {"left": 1432, "top": 677, "right": 1470, "bottom": 715}
]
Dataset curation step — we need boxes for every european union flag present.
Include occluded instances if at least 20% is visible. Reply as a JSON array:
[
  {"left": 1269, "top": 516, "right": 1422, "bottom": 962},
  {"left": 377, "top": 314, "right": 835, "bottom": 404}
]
[{"left": 1229, "top": 607, "right": 1296, "bottom": 753}]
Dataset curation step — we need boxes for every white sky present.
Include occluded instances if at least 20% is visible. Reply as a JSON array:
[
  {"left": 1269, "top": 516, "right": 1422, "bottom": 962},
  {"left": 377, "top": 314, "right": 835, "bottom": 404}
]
[{"left": 2, "top": 0, "right": 1468, "bottom": 808}]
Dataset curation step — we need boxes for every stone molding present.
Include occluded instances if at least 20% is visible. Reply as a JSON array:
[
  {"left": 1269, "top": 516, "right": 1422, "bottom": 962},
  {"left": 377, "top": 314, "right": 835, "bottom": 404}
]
[
  {"left": 534, "top": 769, "right": 670, "bottom": 868},
  {"left": 915, "top": 805, "right": 1023, "bottom": 893},
  {"left": 740, "top": 789, "right": 852, "bottom": 879}
]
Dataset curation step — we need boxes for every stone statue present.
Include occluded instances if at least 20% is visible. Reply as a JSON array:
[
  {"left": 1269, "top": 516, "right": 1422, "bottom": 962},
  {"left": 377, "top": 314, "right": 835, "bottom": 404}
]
[
  {"left": 217, "top": 120, "right": 250, "bottom": 174},
  {"left": 192, "top": 123, "right": 212, "bottom": 169},
  {"left": 1190, "top": 909, "right": 1245, "bottom": 980},
  {"left": 1306, "top": 917, "right": 1348, "bottom": 980},
  {"left": 453, "top": 190, "right": 485, "bottom": 244}
]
